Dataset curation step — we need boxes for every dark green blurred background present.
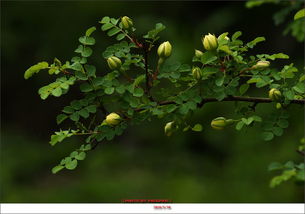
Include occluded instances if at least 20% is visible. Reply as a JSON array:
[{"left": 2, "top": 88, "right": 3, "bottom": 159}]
[{"left": 1, "top": 1, "right": 304, "bottom": 202}]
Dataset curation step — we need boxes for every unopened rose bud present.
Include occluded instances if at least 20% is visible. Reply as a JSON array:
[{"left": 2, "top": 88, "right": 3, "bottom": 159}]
[
  {"left": 164, "top": 121, "right": 176, "bottom": 136},
  {"left": 252, "top": 60, "right": 270, "bottom": 69},
  {"left": 105, "top": 112, "right": 121, "bottom": 126},
  {"left": 192, "top": 67, "right": 202, "bottom": 80},
  {"left": 121, "top": 16, "right": 133, "bottom": 30},
  {"left": 107, "top": 56, "right": 122, "bottom": 70},
  {"left": 211, "top": 117, "right": 234, "bottom": 130},
  {"left": 269, "top": 88, "right": 282, "bottom": 101},
  {"left": 195, "top": 49, "right": 203, "bottom": 58},
  {"left": 157, "top": 41, "right": 172, "bottom": 59},
  {"left": 202, "top": 33, "right": 218, "bottom": 51}
]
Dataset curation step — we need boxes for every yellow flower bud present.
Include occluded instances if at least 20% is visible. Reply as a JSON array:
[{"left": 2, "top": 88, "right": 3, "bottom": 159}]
[
  {"left": 269, "top": 88, "right": 282, "bottom": 101},
  {"left": 211, "top": 117, "right": 227, "bottom": 130},
  {"left": 192, "top": 67, "right": 202, "bottom": 80},
  {"left": 202, "top": 33, "right": 218, "bottom": 51},
  {"left": 194, "top": 49, "right": 203, "bottom": 58},
  {"left": 157, "top": 41, "right": 172, "bottom": 58},
  {"left": 107, "top": 56, "right": 122, "bottom": 70},
  {"left": 121, "top": 16, "right": 133, "bottom": 30},
  {"left": 105, "top": 112, "right": 121, "bottom": 126},
  {"left": 164, "top": 121, "right": 176, "bottom": 136},
  {"left": 252, "top": 60, "right": 270, "bottom": 69},
  {"left": 276, "top": 103, "right": 282, "bottom": 109}
]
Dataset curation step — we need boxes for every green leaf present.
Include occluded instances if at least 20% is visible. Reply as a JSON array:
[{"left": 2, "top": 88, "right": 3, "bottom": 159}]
[
  {"left": 239, "top": 84, "right": 249, "bottom": 95},
  {"left": 293, "top": 82, "right": 305, "bottom": 93},
  {"left": 272, "top": 53, "right": 289, "bottom": 60},
  {"left": 65, "top": 159, "right": 78, "bottom": 170},
  {"left": 277, "top": 119, "right": 289, "bottom": 128},
  {"left": 246, "top": 37, "right": 265, "bottom": 48},
  {"left": 78, "top": 108, "right": 89, "bottom": 118},
  {"left": 236, "top": 121, "right": 244, "bottom": 131},
  {"left": 133, "top": 74, "right": 146, "bottom": 88},
  {"left": 24, "top": 61, "right": 49, "bottom": 79},
  {"left": 272, "top": 127, "right": 283, "bottom": 136},
  {"left": 51, "top": 87, "right": 62, "bottom": 97},
  {"left": 81, "top": 47, "right": 93, "bottom": 57},
  {"left": 116, "top": 33, "right": 125, "bottom": 41},
  {"left": 75, "top": 70, "right": 88, "bottom": 80},
  {"left": 50, "top": 130, "right": 75, "bottom": 146},
  {"left": 270, "top": 169, "right": 296, "bottom": 188},
  {"left": 105, "top": 87, "right": 115, "bottom": 95},
  {"left": 70, "top": 112, "right": 80, "bottom": 121},
  {"left": 232, "top": 31, "right": 242, "bottom": 41},
  {"left": 201, "top": 52, "right": 217, "bottom": 65},
  {"left": 268, "top": 162, "right": 283, "bottom": 171},
  {"left": 294, "top": 8, "right": 305, "bottom": 20},
  {"left": 133, "top": 88, "right": 144, "bottom": 97},
  {"left": 86, "top": 105, "right": 97, "bottom": 113},
  {"left": 100, "top": 16, "right": 110, "bottom": 24},
  {"left": 84, "top": 65, "right": 96, "bottom": 77},
  {"left": 75, "top": 152, "right": 86, "bottom": 160},
  {"left": 192, "top": 124, "right": 203, "bottom": 132},
  {"left": 262, "top": 132, "right": 274, "bottom": 141},
  {"left": 143, "top": 23, "right": 166, "bottom": 41},
  {"left": 79, "top": 36, "right": 95, "bottom": 45},
  {"left": 107, "top": 27, "right": 121, "bottom": 36},
  {"left": 71, "top": 100, "right": 82, "bottom": 110},
  {"left": 80, "top": 83, "right": 93, "bottom": 92},
  {"left": 85, "top": 26, "right": 96, "bottom": 37},
  {"left": 252, "top": 115, "right": 262, "bottom": 122},
  {"left": 63, "top": 106, "right": 74, "bottom": 114},
  {"left": 116, "top": 85, "right": 126, "bottom": 94},
  {"left": 218, "top": 45, "right": 232, "bottom": 54},
  {"left": 101, "top": 23, "right": 113, "bottom": 31},
  {"left": 56, "top": 114, "right": 68, "bottom": 125},
  {"left": 110, "top": 18, "right": 119, "bottom": 25},
  {"left": 52, "top": 165, "right": 65, "bottom": 174},
  {"left": 215, "top": 75, "right": 225, "bottom": 86}
]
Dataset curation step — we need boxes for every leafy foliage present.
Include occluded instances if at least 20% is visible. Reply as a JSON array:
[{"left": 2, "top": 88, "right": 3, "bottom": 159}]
[
  {"left": 24, "top": 13, "right": 304, "bottom": 192},
  {"left": 246, "top": 0, "right": 305, "bottom": 42}
]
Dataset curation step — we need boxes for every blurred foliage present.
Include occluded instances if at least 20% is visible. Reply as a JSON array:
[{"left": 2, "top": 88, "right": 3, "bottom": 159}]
[
  {"left": 246, "top": 0, "right": 305, "bottom": 42},
  {"left": 1, "top": 1, "right": 304, "bottom": 202}
]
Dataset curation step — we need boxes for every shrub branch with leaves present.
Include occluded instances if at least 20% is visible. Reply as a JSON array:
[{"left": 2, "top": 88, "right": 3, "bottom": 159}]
[{"left": 24, "top": 16, "right": 305, "bottom": 180}]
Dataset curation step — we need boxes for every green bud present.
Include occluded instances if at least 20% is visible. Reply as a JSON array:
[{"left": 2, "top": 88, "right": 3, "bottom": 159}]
[
  {"left": 107, "top": 56, "right": 122, "bottom": 70},
  {"left": 105, "top": 112, "right": 121, "bottom": 126},
  {"left": 211, "top": 117, "right": 234, "bottom": 130},
  {"left": 157, "top": 41, "right": 172, "bottom": 58},
  {"left": 194, "top": 49, "right": 203, "bottom": 58},
  {"left": 202, "top": 33, "right": 218, "bottom": 51},
  {"left": 121, "top": 16, "right": 133, "bottom": 30},
  {"left": 276, "top": 103, "right": 282, "bottom": 109},
  {"left": 269, "top": 88, "right": 282, "bottom": 101},
  {"left": 192, "top": 67, "right": 202, "bottom": 80},
  {"left": 164, "top": 121, "right": 177, "bottom": 136},
  {"left": 252, "top": 60, "right": 270, "bottom": 69}
]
